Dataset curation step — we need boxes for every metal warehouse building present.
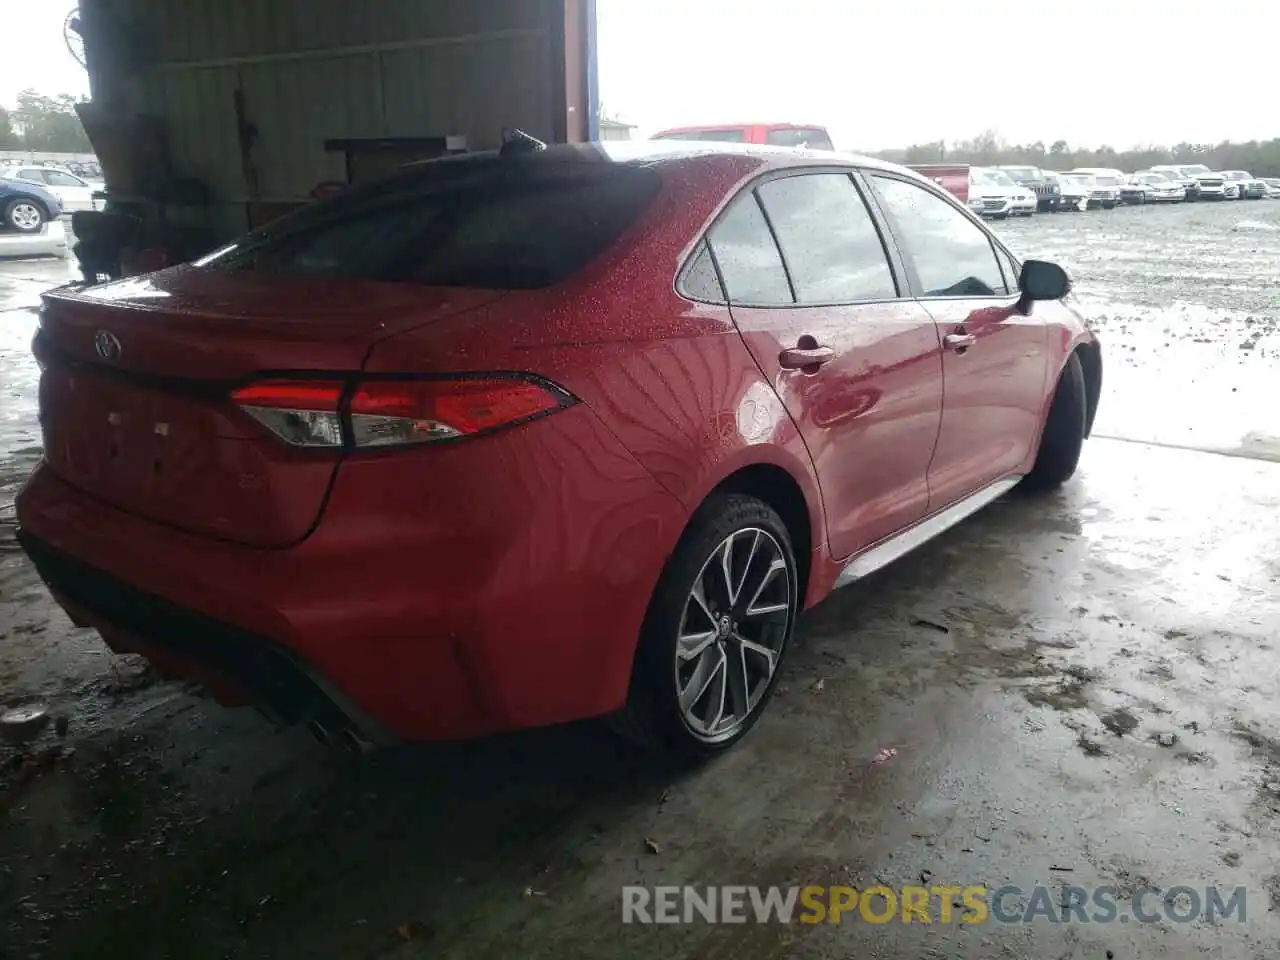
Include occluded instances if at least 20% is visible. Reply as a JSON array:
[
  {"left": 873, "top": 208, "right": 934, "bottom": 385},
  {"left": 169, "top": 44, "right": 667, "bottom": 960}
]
[{"left": 75, "top": 0, "right": 598, "bottom": 239}]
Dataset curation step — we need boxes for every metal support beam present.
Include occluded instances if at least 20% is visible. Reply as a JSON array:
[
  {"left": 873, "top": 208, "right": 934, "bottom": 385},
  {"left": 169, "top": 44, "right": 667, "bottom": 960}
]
[{"left": 585, "top": 0, "right": 599, "bottom": 141}]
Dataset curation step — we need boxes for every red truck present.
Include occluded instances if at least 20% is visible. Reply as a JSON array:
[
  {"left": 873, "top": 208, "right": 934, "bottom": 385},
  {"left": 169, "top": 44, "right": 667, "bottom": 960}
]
[
  {"left": 906, "top": 163, "right": 970, "bottom": 203},
  {"left": 649, "top": 123, "right": 834, "bottom": 151}
]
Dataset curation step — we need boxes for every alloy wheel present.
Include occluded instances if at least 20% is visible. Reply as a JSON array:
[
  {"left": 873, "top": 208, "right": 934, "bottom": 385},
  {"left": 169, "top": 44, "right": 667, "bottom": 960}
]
[
  {"left": 674, "top": 528, "right": 793, "bottom": 743},
  {"left": 10, "top": 203, "right": 41, "bottom": 230}
]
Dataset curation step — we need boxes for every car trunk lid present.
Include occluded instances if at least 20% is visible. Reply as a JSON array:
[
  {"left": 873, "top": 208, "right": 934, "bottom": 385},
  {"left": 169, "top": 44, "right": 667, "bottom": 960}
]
[{"left": 35, "top": 268, "right": 504, "bottom": 547}]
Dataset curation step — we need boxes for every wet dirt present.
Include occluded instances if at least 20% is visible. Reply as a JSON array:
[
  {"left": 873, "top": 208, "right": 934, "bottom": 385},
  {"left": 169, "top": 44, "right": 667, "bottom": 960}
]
[{"left": 1, "top": 204, "right": 1280, "bottom": 958}]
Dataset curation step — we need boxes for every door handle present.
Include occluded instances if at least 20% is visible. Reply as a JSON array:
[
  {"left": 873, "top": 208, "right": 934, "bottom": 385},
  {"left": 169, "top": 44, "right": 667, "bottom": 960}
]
[
  {"left": 778, "top": 345, "right": 835, "bottom": 370},
  {"left": 943, "top": 333, "right": 977, "bottom": 352}
]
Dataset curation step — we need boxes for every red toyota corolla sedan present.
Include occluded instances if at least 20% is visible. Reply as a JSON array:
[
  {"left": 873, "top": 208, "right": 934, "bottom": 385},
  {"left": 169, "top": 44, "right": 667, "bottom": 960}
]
[{"left": 15, "top": 142, "right": 1101, "bottom": 758}]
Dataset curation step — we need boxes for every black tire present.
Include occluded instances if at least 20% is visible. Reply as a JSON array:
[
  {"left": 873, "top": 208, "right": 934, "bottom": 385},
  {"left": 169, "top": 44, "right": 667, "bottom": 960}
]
[
  {"left": 1023, "top": 352, "right": 1087, "bottom": 491},
  {"left": 1102, "top": 201, "right": 1116, "bottom": 210},
  {"left": 5, "top": 198, "right": 47, "bottom": 233},
  {"left": 610, "top": 493, "right": 799, "bottom": 760}
]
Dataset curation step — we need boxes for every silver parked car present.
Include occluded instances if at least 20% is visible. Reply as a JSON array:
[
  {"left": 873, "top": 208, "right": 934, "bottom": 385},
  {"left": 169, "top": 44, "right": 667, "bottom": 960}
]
[{"left": 1120, "top": 173, "right": 1186, "bottom": 204}]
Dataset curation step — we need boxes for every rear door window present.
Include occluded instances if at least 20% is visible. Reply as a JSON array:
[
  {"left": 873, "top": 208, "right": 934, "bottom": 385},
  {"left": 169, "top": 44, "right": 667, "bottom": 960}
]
[
  {"left": 680, "top": 240, "right": 726, "bottom": 303},
  {"left": 45, "top": 171, "right": 86, "bottom": 187},
  {"left": 868, "top": 176, "right": 1008, "bottom": 297},
  {"left": 200, "top": 163, "right": 662, "bottom": 290},
  {"left": 17, "top": 169, "right": 48, "bottom": 183},
  {"left": 756, "top": 173, "right": 896, "bottom": 303},
  {"left": 706, "top": 193, "right": 793, "bottom": 305}
]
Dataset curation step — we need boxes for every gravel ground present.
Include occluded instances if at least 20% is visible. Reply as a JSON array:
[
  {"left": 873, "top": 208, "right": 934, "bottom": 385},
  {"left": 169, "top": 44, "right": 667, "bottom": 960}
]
[{"left": 0, "top": 200, "right": 1278, "bottom": 959}]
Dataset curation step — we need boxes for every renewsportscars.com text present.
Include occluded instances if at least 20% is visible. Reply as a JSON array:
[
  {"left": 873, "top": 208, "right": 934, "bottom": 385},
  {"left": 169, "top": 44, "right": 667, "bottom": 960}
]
[{"left": 621, "top": 884, "right": 1249, "bottom": 925}]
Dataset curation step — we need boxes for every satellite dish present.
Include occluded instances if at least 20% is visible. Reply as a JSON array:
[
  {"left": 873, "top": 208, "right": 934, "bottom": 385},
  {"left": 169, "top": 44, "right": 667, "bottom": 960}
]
[{"left": 64, "top": 9, "right": 87, "bottom": 69}]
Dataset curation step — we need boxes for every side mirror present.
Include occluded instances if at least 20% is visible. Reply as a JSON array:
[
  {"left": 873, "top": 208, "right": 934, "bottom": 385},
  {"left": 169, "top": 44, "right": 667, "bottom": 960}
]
[{"left": 1016, "top": 259, "right": 1070, "bottom": 314}]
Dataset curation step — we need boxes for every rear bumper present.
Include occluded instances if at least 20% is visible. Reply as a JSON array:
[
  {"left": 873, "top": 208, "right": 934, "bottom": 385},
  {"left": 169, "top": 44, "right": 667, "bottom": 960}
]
[
  {"left": 17, "top": 529, "right": 395, "bottom": 742},
  {"left": 14, "top": 404, "right": 687, "bottom": 741}
]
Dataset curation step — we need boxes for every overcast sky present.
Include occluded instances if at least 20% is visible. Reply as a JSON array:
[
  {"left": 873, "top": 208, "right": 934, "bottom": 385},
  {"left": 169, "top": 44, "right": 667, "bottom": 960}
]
[
  {"left": 0, "top": 5, "right": 90, "bottom": 103},
  {"left": 598, "top": 0, "right": 1272, "bottom": 150},
  {"left": 3, "top": 1, "right": 1273, "bottom": 151}
]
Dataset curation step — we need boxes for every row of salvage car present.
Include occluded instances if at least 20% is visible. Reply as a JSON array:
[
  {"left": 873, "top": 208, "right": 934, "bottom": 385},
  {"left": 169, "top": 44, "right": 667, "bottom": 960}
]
[
  {"left": 643, "top": 125, "right": 1279, "bottom": 220},
  {"left": 952, "top": 163, "right": 1280, "bottom": 219}
]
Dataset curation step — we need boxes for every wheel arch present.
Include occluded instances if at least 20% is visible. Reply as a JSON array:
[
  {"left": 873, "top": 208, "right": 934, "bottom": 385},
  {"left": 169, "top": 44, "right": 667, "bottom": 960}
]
[{"left": 709, "top": 462, "right": 815, "bottom": 607}]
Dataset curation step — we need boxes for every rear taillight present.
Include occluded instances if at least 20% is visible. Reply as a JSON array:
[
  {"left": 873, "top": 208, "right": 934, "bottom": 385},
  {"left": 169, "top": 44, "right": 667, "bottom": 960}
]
[
  {"left": 231, "top": 375, "right": 574, "bottom": 450},
  {"left": 232, "top": 379, "right": 346, "bottom": 448}
]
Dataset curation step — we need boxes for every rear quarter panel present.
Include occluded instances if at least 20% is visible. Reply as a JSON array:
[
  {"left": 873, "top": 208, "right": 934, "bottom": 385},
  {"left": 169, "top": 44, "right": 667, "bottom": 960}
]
[{"left": 362, "top": 154, "right": 833, "bottom": 605}]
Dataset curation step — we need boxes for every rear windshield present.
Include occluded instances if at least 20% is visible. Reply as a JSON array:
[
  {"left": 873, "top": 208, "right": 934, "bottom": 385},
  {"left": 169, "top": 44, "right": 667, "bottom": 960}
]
[
  {"left": 765, "top": 127, "right": 834, "bottom": 150},
  {"left": 199, "top": 163, "right": 662, "bottom": 289}
]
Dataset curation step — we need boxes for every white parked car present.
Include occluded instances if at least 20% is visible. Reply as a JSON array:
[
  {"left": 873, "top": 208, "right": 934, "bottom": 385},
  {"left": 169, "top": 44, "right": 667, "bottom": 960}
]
[
  {"left": 1155, "top": 164, "right": 1238, "bottom": 200},
  {"left": 1147, "top": 164, "right": 1210, "bottom": 200},
  {"left": 1219, "top": 170, "right": 1266, "bottom": 199},
  {"left": 1067, "top": 171, "right": 1120, "bottom": 209},
  {"left": 1120, "top": 173, "right": 1185, "bottom": 204},
  {"left": 0, "top": 165, "right": 103, "bottom": 213},
  {"left": 1183, "top": 171, "right": 1234, "bottom": 200},
  {"left": 1071, "top": 167, "right": 1125, "bottom": 195},
  {"left": 966, "top": 167, "right": 1036, "bottom": 218},
  {"left": 0, "top": 218, "right": 69, "bottom": 259},
  {"left": 1262, "top": 178, "right": 1280, "bottom": 199}
]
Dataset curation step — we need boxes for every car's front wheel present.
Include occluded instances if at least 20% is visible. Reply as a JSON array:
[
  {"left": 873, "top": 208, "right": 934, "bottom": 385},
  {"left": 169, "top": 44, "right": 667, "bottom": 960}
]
[
  {"left": 5, "top": 199, "right": 47, "bottom": 233},
  {"left": 613, "top": 493, "right": 799, "bottom": 759},
  {"left": 1023, "top": 352, "right": 1087, "bottom": 491}
]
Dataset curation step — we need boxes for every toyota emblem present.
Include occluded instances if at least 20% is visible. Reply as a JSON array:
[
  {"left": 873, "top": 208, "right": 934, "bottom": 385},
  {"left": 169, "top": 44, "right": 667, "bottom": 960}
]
[{"left": 94, "top": 329, "right": 122, "bottom": 363}]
